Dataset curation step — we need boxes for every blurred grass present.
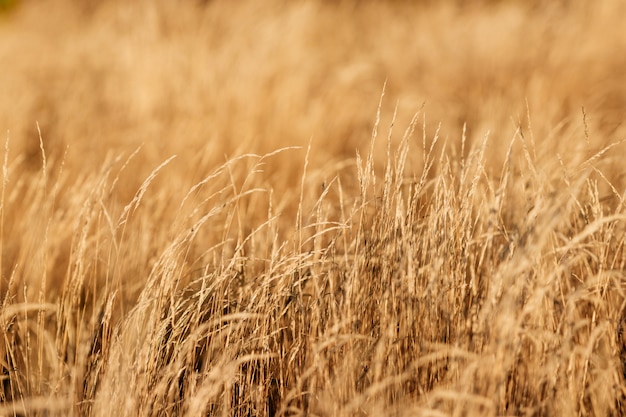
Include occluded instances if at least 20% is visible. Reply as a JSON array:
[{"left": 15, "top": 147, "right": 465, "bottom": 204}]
[{"left": 0, "top": 0, "right": 17, "bottom": 15}]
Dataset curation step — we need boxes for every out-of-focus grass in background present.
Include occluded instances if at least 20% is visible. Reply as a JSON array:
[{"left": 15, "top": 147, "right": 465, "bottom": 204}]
[
  {"left": 3, "top": 1, "right": 626, "bottom": 175},
  {"left": 1, "top": 1, "right": 626, "bottom": 416}
]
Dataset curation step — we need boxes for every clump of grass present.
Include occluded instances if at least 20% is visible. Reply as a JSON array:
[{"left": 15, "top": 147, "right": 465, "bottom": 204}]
[
  {"left": 2, "top": 2, "right": 626, "bottom": 416},
  {"left": 1, "top": 102, "right": 625, "bottom": 416}
]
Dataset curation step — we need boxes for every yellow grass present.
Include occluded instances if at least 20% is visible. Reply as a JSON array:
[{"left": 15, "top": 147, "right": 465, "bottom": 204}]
[{"left": 1, "top": 0, "right": 626, "bottom": 416}]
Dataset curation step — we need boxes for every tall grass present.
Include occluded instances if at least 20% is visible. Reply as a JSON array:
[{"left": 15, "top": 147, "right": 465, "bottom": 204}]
[
  {"left": 1, "top": 1, "right": 626, "bottom": 416},
  {"left": 1, "top": 100, "right": 625, "bottom": 416}
]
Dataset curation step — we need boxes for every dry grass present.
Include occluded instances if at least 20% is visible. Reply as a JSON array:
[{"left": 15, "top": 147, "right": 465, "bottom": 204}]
[{"left": 1, "top": 0, "right": 626, "bottom": 416}]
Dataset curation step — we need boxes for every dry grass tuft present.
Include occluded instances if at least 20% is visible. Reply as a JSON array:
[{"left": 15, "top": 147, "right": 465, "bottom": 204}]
[{"left": 1, "top": 1, "right": 626, "bottom": 416}]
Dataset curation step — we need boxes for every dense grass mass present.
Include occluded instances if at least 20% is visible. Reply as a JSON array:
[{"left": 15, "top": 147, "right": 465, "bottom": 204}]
[{"left": 2, "top": 1, "right": 626, "bottom": 416}]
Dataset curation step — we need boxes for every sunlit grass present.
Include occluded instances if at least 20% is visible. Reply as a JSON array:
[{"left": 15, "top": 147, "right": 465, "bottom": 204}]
[{"left": 1, "top": 1, "right": 626, "bottom": 416}]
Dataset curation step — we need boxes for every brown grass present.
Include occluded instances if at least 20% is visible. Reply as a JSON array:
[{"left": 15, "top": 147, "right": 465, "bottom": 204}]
[{"left": 1, "top": 0, "right": 626, "bottom": 416}]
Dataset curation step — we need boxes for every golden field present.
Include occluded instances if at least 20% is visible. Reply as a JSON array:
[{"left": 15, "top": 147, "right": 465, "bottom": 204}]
[{"left": 1, "top": 1, "right": 626, "bottom": 415}]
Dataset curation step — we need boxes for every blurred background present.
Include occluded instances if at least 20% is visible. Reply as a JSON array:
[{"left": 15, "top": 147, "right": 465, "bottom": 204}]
[{"left": 1, "top": 0, "right": 626, "bottom": 184}]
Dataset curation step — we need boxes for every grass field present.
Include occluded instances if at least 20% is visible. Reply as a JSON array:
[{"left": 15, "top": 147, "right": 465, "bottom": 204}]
[{"left": 1, "top": 1, "right": 626, "bottom": 416}]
